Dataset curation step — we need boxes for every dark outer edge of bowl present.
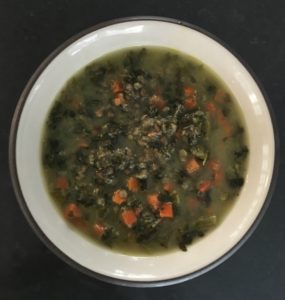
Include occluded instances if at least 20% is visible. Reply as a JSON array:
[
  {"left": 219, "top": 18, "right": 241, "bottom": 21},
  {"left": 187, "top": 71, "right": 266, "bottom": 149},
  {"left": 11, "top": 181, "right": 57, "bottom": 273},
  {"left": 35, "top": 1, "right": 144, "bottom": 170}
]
[{"left": 9, "top": 16, "right": 280, "bottom": 288}]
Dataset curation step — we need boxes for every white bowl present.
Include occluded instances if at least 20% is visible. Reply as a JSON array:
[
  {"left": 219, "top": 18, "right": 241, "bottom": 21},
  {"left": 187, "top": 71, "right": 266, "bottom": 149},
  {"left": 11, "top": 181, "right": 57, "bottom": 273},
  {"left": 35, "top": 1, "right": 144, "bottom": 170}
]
[{"left": 9, "top": 17, "right": 278, "bottom": 287}]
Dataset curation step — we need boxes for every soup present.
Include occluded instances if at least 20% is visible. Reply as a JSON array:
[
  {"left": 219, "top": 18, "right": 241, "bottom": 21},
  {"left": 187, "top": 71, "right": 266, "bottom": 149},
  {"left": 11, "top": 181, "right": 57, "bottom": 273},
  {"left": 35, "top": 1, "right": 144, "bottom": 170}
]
[{"left": 42, "top": 47, "right": 248, "bottom": 253}]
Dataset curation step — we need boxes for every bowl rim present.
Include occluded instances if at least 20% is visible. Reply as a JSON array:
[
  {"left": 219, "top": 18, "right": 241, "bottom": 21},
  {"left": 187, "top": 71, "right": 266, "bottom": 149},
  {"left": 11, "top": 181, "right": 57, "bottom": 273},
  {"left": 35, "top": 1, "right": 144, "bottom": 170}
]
[{"left": 9, "top": 16, "right": 279, "bottom": 287}]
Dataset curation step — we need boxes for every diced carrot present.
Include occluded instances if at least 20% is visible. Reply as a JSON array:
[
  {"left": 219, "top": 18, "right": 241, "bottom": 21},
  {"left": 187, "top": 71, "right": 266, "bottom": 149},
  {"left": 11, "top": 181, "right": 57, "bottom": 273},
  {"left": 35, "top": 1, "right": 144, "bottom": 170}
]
[
  {"left": 216, "top": 110, "right": 233, "bottom": 137},
  {"left": 206, "top": 102, "right": 233, "bottom": 137},
  {"left": 224, "top": 124, "right": 233, "bottom": 137},
  {"left": 113, "top": 93, "right": 125, "bottom": 106},
  {"left": 112, "top": 189, "right": 127, "bottom": 205},
  {"left": 163, "top": 182, "right": 174, "bottom": 193},
  {"left": 127, "top": 177, "right": 139, "bottom": 192},
  {"left": 149, "top": 94, "right": 166, "bottom": 109},
  {"left": 159, "top": 202, "right": 173, "bottom": 218},
  {"left": 184, "top": 87, "right": 195, "bottom": 97},
  {"left": 55, "top": 176, "right": 69, "bottom": 190},
  {"left": 93, "top": 223, "right": 106, "bottom": 238},
  {"left": 222, "top": 122, "right": 233, "bottom": 137},
  {"left": 63, "top": 203, "right": 81, "bottom": 219},
  {"left": 208, "top": 160, "right": 221, "bottom": 172},
  {"left": 187, "top": 197, "right": 200, "bottom": 210},
  {"left": 198, "top": 180, "right": 212, "bottom": 193},
  {"left": 114, "top": 97, "right": 121, "bottom": 106},
  {"left": 183, "top": 98, "right": 197, "bottom": 109},
  {"left": 208, "top": 159, "right": 224, "bottom": 185},
  {"left": 63, "top": 204, "right": 87, "bottom": 230},
  {"left": 205, "top": 102, "right": 217, "bottom": 113},
  {"left": 111, "top": 80, "right": 123, "bottom": 94},
  {"left": 207, "top": 159, "right": 224, "bottom": 185},
  {"left": 121, "top": 210, "right": 137, "bottom": 228},
  {"left": 214, "top": 89, "right": 226, "bottom": 103},
  {"left": 147, "top": 193, "right": 160, "bottom": 211},
  {"left": 185, "top": 158, "right": 200, "bottom": 174}
]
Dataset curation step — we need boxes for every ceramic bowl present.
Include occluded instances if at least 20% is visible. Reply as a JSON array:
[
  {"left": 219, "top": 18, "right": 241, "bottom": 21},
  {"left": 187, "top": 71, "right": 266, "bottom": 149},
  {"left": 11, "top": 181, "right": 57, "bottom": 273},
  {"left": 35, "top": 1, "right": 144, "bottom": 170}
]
[{"left": 9, "top": 17, "right": 278, "bottom": 287}]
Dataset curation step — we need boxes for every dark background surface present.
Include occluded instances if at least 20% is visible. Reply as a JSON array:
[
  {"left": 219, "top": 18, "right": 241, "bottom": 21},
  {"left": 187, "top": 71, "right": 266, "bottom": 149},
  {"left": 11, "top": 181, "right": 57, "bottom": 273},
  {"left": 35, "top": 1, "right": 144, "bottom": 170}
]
[{"left": 1, "top": 0, "right": 285, "bottom": 299}]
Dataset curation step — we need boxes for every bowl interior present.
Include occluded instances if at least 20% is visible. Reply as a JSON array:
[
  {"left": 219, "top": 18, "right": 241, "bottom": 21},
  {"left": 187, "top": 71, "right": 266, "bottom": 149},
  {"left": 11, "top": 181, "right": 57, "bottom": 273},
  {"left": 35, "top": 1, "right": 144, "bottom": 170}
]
[{"left": 13, "top": 19, "right": 275, "bottom": 284}]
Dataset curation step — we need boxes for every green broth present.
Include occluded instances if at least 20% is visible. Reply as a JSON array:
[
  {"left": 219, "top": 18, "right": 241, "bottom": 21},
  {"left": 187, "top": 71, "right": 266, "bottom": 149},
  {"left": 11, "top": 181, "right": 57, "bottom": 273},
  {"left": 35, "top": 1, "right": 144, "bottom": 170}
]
[{"left": 42, "top": 47, "right": 249, "bottom": 254}]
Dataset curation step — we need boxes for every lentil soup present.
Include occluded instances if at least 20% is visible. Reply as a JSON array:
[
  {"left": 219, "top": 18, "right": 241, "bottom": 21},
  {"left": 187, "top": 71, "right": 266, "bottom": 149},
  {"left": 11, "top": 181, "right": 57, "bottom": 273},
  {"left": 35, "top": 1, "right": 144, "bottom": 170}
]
[{"left": 42, "top": 47, "right": 248, "bottom": 254}]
